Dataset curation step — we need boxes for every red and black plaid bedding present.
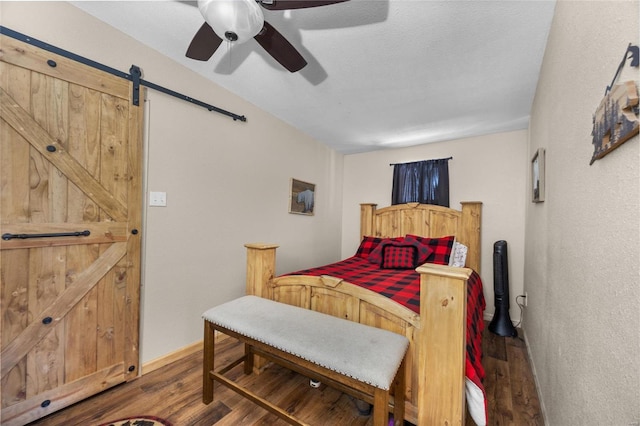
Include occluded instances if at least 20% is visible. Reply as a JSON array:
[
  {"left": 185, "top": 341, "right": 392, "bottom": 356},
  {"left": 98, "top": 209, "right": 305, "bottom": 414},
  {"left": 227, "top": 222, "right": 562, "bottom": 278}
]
[
  {"left": 287, "top": 256, "right": 486, "bottom": 402},
  {"left": 291, "top": 256, "right": 423, "bottom": 312}
]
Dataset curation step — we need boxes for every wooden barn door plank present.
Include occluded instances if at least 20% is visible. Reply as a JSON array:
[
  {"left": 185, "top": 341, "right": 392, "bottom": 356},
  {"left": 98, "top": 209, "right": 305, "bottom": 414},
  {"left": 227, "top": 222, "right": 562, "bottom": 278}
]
[
  {"left": 0, "top": 33, "right": 130, "bottom": 100},
  {"left": 1, "top": 363, "right": 125, "bottom": 426},
  {"left": 1, "top": 242, "right": 127, "bottom": 377},
  {"left": 0, "top": 88, "right": 127, "bottom": 221}
]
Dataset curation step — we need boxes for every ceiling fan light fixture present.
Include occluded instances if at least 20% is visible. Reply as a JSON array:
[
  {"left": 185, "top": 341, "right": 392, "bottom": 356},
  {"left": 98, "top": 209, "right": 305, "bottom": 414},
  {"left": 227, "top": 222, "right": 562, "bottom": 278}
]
[{"left": 198, "top": 0, "right": 265, "bottom": 44}]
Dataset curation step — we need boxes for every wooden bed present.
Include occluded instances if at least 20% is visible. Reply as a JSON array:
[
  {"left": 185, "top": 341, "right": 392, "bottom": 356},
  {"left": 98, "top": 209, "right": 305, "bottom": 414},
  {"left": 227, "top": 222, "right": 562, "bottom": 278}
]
[{"left": 245, "top": 202, "right": 482, "bottom": 425}]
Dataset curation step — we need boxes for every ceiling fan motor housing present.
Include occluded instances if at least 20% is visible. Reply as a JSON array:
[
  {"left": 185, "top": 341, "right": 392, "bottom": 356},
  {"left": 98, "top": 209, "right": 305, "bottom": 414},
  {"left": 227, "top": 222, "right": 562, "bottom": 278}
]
[
  {"left": 198, "top": 0, "right": 265, "bottom": 44},
  {"left": 188, "top": 0, "right": 350, "bottom": 71}
]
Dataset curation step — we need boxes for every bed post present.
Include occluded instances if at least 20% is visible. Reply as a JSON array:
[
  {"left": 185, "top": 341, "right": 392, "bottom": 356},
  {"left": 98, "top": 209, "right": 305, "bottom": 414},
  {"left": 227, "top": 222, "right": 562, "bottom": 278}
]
[
  {"left": 245, "top": 243, "right": 279, "bottom": 299},
  {"left": 460, "top": 202, "right": 482, "bottom": 274},
  {"left": 416, "top": 263, "right": 470, "bottom": 426},
  {"left": 244, "top": 243, "right": 279, "bottom": 373},
  {"left": 360, "top": 203, "right": 377, "bottom": 239}
]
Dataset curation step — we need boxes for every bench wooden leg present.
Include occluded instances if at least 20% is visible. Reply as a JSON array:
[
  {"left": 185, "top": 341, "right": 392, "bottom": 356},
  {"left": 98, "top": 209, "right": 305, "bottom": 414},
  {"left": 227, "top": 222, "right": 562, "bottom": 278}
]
[
  {"left": 372, "top": 388, "right": 390, "bottom": 426},
  {"left": 244, "top": 343, "right": 254, "bottom": 375},
  {"left": 203, "top": 321, "right": 215, "bottom": 404}
]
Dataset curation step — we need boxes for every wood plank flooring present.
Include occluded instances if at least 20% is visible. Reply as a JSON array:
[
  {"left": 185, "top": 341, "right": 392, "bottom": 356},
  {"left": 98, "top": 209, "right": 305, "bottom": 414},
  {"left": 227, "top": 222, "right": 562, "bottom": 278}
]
[{"left": 27, "top": 324, "right": 543, "bottom": 426}]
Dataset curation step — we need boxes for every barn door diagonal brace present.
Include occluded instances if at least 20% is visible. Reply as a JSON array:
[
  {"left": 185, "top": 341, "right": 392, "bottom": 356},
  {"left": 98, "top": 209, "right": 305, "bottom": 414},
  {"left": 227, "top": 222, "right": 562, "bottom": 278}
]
[{"left": 0, "top": 26, "right": 247, "bottom": 122}]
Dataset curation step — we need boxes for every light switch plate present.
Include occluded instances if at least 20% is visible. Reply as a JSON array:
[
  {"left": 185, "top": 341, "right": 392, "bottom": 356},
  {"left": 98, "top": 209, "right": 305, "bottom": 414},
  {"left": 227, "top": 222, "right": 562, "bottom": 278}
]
[{"left": 149, "top": 191, "right": 167, "bottom": 207}]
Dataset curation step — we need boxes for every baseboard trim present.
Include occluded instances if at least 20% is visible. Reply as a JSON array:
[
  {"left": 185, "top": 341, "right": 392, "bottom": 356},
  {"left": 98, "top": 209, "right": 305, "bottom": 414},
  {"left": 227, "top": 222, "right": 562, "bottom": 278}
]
[
  {"left": 141, "top": 332, "right": 230, "bottom": 375},
  {"left": 521, "top": 327, "right": 548, "bottom": 426},
  {"left": 142, "top": 340, "right": 203, "bottom": 375}
]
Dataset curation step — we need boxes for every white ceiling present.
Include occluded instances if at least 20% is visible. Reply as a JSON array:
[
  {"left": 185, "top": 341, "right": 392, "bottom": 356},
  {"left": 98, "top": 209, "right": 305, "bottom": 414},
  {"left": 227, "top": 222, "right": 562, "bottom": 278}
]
[{"left": 71, "top": 0, "right": 556, "bottom": 154}]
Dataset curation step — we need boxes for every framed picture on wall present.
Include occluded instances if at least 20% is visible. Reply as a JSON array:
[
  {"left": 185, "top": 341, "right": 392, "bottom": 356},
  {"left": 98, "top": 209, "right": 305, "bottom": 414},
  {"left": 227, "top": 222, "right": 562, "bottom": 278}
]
[
  {"left": 289, "top": 178, "right": 315, "bottom": 215},
  {"left": 531, "top": 148, "right": 545, "bottom": 203}
]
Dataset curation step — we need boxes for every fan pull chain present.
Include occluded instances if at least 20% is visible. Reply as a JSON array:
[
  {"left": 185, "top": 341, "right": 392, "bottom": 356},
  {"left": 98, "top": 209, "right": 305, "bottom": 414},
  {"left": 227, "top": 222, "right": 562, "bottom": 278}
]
[{"left": 226, "top": 40, "right": 233, "bottom": 73}]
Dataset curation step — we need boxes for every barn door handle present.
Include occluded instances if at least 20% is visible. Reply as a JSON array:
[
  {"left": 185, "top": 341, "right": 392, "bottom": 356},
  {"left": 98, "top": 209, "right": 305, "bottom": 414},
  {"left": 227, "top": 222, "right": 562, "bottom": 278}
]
[{"left": 2, "top": 230, "right": 91, "bottom": 240}]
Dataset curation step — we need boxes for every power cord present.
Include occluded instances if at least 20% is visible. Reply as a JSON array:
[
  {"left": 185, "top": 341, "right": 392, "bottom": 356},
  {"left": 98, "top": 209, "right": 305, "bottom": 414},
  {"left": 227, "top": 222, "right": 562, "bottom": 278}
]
[{"left": 514, "top": 294, "right": 526, "bottom": 328}]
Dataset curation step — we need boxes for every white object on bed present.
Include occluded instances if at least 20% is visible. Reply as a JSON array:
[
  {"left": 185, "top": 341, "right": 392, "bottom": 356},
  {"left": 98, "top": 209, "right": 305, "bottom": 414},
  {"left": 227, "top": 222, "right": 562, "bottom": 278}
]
[
  {"left": 449, "top": 241, "right": 468, "bottom": 268},
  {"left": 466, "top": 377, "right": 487, "bottom": 426}
]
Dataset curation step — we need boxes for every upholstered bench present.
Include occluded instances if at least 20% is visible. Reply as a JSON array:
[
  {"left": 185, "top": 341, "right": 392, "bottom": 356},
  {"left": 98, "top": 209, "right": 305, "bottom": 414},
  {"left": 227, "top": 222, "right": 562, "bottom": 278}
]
[{"left": 202, "top": 295, "right": 409, "bottom": 426}]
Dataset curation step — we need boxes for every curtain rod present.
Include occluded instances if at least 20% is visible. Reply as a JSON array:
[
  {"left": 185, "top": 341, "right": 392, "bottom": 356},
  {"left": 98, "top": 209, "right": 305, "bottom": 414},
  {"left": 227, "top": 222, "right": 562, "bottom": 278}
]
[{"left": 389, "top": 156, "right": 452, "bottom": 166}]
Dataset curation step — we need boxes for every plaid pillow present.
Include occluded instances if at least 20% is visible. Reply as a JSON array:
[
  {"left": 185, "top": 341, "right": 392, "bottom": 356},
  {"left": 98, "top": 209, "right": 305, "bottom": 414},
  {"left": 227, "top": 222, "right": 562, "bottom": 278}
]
[
  {"left": 410, "top": 239, "right": 434, "bottom": 264},
  {"left": 405, "top": 234, "right": 456, "bottom": 265},
  {"left": 368, "top": 237, "right": 431, "bottom": 266},
  {"left": 381, "top": 245, "right": 418, "bottom": 269},
  {"left": 355, "top": 236, "right": 384, "bottom": 259}
]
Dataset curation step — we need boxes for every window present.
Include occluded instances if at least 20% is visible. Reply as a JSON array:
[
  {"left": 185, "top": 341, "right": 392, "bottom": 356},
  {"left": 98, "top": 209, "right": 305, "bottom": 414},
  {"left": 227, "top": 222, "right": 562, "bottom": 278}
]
[{"left": 391, "top": 158, "right": 450, "bottom": 207}]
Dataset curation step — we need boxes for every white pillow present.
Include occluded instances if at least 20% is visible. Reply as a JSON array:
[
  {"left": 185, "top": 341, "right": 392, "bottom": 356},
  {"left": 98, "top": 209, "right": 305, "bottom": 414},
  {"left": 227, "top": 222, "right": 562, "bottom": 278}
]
[{"left": 449, "top": 241, "right": 468, "bottom": 268}]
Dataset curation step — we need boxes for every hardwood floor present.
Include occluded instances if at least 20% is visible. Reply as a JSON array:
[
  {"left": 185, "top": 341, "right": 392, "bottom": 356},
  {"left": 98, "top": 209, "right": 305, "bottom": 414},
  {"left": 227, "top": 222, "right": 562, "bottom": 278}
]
[
  {"left": 482, "top": 328, "right": 543, "bottom": 425},
  {"left": 27, "top": 324, "right": 543, "bottom": 426}
]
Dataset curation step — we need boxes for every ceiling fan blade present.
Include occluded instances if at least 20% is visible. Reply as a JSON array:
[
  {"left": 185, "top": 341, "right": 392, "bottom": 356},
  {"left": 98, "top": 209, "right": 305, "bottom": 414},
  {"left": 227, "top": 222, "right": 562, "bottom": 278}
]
[
  {"left": 186, "top": 22, "right": 223, "bottom": 61},
  {"left": 259, "top": 0, "right": 349, "bottom": 11},
  {"left": 254, "top": 21, "right": 307, "bottom": 72}
]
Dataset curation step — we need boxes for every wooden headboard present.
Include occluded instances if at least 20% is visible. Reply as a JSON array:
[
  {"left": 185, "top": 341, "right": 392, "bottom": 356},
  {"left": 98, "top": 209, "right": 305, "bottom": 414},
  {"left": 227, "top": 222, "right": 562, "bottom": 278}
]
[{"left": 360, "top": 202, "right": 482, "bottom": 273}]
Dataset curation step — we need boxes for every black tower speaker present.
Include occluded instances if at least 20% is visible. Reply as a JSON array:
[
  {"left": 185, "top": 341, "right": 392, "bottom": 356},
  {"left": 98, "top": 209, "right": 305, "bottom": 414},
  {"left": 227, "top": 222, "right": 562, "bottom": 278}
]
[{"left": 488, "top": 240, "right": 517, "bottom": 337}]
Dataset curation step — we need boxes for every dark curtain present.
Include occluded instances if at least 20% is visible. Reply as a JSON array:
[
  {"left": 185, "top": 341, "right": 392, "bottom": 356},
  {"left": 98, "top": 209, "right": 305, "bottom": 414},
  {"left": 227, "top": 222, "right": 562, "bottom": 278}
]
[{"left": 391, "top": 159, "right": 450, "bottom": 207}]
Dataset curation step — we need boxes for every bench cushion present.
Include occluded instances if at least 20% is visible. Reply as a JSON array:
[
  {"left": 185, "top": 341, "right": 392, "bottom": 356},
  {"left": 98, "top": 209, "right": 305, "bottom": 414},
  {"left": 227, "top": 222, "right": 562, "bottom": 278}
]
[{"left": 202, "top": 295, "right": 409, "bottom": 390}]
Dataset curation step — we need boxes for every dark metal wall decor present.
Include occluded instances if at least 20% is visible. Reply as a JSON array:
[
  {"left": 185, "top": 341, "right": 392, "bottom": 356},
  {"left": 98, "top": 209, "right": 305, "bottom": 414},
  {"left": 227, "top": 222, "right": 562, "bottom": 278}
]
[{"left": 590, "top": 43, "right": 639, "bottom": 165}]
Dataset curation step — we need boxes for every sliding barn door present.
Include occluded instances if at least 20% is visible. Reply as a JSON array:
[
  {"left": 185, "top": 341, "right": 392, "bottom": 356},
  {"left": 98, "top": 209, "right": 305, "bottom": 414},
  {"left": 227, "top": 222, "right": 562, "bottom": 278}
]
[{"left": 0, "top": 35, "right": 143, "bottom": 425}]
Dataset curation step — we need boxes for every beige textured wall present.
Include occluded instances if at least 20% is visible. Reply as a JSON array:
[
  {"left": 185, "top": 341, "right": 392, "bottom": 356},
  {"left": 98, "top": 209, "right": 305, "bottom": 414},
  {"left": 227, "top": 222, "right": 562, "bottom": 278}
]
[
  {"left": 1, "top": 2, "right": 344, "bottom": 364},
  {"left": 342, "top": 130, "right": 528, "bottom": 323},
  {"left": 525, "top": 1, "right": 640, "bottom": 424}
]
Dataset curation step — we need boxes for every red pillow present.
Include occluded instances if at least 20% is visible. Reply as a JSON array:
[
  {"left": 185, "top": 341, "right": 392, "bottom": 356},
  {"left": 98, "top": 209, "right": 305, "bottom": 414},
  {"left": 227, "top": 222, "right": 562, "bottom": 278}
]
[
  {"left": 381, "top": 245, "right": 418, "bottom": 269},
  {"left": 368, "top": 237, "right": 432, "bottom": 266},
  {"left": 355, "top": 236, "right": 384, "bottom": 260},
  {"left": 405, "top": 235, "right": 455, "bottom": 265}
]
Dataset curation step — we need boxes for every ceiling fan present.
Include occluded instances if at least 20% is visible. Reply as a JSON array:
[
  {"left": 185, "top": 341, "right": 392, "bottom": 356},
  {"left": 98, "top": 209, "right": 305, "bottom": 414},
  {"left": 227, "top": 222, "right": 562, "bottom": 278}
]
[{"left": 186, "top": 0, "right": 349, "bottom": 72}]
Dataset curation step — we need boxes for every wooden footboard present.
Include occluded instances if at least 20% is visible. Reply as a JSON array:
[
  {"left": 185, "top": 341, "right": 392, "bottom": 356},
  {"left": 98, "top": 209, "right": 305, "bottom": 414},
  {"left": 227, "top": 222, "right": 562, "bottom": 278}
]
[{"left": 245, "top": 244, "right": 471, "bottom": 425}]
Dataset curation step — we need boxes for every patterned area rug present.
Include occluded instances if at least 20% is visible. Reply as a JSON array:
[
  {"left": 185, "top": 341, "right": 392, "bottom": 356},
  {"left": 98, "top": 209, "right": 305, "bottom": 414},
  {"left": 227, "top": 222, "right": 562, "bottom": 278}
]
[{"left": 97, "top": 416, "right": 172, "bottom": 426}]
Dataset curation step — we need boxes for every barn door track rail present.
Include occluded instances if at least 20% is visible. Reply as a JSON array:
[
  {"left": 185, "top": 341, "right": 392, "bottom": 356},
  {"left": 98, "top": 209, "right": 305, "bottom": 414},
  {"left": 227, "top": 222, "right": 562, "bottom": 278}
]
[{"left": 0, "top": 26, "right": 247, "bottom": 122}]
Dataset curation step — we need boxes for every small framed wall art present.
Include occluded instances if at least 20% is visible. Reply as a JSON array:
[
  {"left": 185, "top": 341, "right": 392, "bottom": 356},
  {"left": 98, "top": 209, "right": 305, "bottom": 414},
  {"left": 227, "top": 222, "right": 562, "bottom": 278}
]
[
  {"left": 289, "top": 178, "right": 315, "bottom": 215},
  {"left": 531, "top": 148, "right": 545, "bottom": 203}
]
